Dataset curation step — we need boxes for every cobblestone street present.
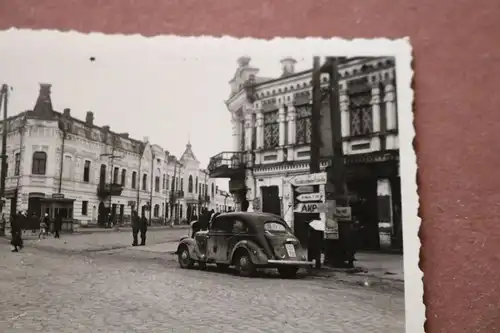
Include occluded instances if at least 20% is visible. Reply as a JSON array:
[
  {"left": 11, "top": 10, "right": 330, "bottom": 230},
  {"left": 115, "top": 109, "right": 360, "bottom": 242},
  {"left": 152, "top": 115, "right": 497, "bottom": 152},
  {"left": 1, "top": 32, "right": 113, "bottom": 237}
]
[{"left": 0, "top": 230, "right": 405, "bottom": 333}]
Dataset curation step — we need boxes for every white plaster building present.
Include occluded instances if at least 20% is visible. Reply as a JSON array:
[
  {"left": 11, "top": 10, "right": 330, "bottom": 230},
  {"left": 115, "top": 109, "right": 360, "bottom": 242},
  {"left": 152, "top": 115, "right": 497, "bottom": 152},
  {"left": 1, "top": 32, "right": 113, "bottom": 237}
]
[
  {"left": 208, "top": 56, "right": 401, "bottom": 251},
  {"left": 0, "top": 83, "right": 233, "bottom": 228}
]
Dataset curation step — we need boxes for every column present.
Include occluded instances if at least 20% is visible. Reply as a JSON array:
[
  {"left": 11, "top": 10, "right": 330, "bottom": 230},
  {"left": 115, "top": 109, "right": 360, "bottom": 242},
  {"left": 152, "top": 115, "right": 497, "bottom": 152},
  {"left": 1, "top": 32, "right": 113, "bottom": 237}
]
[
  {"left": 339, "top": 90, "right": 350, "bottom": 138},
  {"left": 278, "top": 105, "right": 286, "bottom": 146},
  {"left": 256, "top": 110, "right": 264, "bottom": 149},
  {"left": 231, "top": 113, "right": 241, "bottom": 152},
  {"left": 371, "top": 83, "right": 381, "bottom": 132},
  {"left": 244, "top": 111, "right": 254, "bottom": 151},
  {"left": 286, "top": 103, "right": 296, "bottom": 145},
  {"left": 245, "top": 169, "right": 255, "bottom": 212},
  {"left": 384, "top": 82, "right": 397, "bottom": 130}
]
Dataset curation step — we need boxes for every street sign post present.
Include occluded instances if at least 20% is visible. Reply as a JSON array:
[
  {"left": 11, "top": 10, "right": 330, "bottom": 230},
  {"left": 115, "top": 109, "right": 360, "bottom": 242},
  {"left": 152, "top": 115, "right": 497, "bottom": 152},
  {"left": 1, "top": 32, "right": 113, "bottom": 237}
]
[
  {"left": 290, "top": 172, "right": 327, "bottom": 187},
  {"left": 295, "top": 186, "right": 315, "bottom": 194},
  {"left": 296, "top": 193, "right": 324, "bottom": 202}
]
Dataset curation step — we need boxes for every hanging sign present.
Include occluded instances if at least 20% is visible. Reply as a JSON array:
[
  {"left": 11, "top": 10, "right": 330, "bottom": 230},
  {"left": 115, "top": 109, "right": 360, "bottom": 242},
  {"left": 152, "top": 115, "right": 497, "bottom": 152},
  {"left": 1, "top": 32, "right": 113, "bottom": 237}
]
[
  {"left": 294, "top": 202, "right": 327, "bottom": 214},
  {"left": 296, "top": 193, "right": 323, "bottom": 202},
  {"left": 295, "top": 186, "right": 315, "bottom": 194},
  {"left": 334, "top": 206, "right": 352, "bottom": 221},
  {"left": 290, "top": 172, "right": 327, "bottom": 187}
]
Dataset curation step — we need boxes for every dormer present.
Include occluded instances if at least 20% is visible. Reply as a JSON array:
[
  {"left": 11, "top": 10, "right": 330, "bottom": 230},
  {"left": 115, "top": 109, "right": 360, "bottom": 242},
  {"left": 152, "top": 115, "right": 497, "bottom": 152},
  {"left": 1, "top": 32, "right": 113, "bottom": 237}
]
[{"left": 228, "top": 56, "right": 260, "bottom": 98}]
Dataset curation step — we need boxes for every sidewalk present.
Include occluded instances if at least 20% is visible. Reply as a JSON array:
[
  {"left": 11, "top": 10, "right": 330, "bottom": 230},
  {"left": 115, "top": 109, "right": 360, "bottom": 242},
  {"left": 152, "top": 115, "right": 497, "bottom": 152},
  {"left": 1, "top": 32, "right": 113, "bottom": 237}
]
[{"left": 75, "top": 224, "right": 190, "bottom": 234}]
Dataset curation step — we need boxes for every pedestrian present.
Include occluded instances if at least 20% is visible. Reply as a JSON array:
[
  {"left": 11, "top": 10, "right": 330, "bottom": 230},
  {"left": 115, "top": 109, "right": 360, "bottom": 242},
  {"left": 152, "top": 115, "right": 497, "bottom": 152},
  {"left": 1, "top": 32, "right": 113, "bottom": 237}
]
[
  {"left": 241, "top": 199, "right": 249, "bottom": 212},
  {"left": 31, "top": 212, "right": 38, "bottom": 234},
  {"left": 139, "top": 213, "right": 148, "bottom": 246},
  {"left": 54, "top": 213, "right": 62, "bottom": 238},
  {"left": 39, "top": 213, "right": 49, "bottom": 239},
  {"left": 10, "top": 211, "right": 24, "bottom": 252},
  {"left": 131, "top": 211, "right": 140, "bottom": 246}
]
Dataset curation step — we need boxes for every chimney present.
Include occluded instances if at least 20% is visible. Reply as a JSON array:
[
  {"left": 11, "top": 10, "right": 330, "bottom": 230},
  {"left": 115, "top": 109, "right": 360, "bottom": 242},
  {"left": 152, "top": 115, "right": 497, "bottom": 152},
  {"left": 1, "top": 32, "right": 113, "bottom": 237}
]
[
  {"left": 85, "top": 111, "right": 94, "bottom": 125},
  {"left": 280, "top": 57, "right": 297, "bottom": 76},
  {"left": 102, "top": 125, "right": 110, "bottom": 132},
  {"left": 237, "top": 56, "right": 251, "bottom": 68},
  {"left": 120, "top": 133, "right": 129, "bottom": 138},
  {"left": 63, "top": 108, "right": 71, "bottom": 117}
]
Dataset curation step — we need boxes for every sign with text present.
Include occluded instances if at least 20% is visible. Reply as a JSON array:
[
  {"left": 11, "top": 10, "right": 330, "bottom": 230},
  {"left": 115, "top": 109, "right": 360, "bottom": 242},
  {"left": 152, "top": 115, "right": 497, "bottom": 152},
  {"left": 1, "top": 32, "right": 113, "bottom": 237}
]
[
  {"left": 294, "top": 202, "right": 327, "bottom": 214},
  {"left": 290, "top": 172, "right": 327, "bottom": 187},
  {"left": 296, "top": 193, "right": 324, "bottom": 202},
  {"left": 295, "top": 186, "right": 315, "bottom": 194}
]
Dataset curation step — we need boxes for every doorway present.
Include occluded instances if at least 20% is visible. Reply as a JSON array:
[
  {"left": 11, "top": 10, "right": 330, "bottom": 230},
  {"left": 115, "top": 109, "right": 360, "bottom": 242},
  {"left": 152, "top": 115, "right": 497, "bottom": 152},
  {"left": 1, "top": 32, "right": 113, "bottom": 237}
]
[
  {"left": 261, "top": 186, "right": 281, "bottom": 216},
  {"left": 98, "top": 201, "right": 107, "bottom": 226},
  {"left": 348, "top": 179, "right": 379, "bottom": 250}
]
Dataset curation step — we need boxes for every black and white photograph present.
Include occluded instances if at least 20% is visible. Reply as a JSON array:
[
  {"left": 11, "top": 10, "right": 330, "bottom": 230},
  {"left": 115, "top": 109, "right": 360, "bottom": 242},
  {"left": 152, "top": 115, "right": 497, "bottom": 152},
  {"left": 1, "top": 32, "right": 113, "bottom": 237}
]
[{"left": 0, "top": 30, "right": 418, "bottom": 333}]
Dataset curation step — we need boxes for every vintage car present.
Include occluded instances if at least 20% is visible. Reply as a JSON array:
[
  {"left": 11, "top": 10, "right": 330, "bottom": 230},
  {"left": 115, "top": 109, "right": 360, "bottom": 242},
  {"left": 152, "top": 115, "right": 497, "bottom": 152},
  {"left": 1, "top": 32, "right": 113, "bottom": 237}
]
[{"left": 176, "top": 212, "right": 314, "bottom": 278}]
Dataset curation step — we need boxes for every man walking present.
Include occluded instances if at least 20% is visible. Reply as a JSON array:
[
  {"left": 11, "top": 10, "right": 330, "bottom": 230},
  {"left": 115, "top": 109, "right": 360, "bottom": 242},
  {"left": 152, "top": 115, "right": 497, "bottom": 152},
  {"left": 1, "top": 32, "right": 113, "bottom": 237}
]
[
  {"left": 139, "top": 213, "right": 148, "bottom": 246},
  {"left": 54, "top": 213, "right": 62, "bottom": 238},
  {"left": 10, "top": 211, "right": 24, "bottom": 252},
  {"left": 131, "top": 210, "right": 140, "bottom": 246},
  {"left": 39, "top": 213, "right": 50, "bottom": 239}
]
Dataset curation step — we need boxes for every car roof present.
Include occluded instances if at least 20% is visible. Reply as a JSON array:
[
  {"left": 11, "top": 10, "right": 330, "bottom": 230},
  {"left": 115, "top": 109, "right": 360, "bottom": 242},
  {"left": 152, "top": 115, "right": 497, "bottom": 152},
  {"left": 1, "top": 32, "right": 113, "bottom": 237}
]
[{"left": 217, "top": 212, "right": 284, "bottom": 225}]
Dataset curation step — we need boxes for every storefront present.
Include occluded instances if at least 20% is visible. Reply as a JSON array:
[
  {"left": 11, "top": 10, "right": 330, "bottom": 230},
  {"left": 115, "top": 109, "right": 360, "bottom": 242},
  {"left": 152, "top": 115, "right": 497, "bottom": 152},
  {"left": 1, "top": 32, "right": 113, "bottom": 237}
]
[{"left": 28, "top": 192, "right": 75, "bottom": 232}]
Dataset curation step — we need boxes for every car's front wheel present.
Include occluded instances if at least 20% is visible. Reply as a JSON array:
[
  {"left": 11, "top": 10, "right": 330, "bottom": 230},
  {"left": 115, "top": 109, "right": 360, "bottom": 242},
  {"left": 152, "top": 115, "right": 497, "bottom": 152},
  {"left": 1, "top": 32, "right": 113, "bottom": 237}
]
[
  {"left": 235, "top": 252, "right": 256, "bottom": 277},
  {"left": 278, "top": 266, "right": 299, "bottom": 278},
  {"left": 178, "top": 245, "right": 194, "bottom": 269}
]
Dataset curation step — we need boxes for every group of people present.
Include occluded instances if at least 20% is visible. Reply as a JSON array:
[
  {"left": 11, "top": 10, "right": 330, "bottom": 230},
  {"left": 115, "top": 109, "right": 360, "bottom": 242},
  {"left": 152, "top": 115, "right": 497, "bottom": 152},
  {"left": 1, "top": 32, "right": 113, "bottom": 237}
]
[
  {"left": 9, "top": 211, "right": 64, "bottom": 252},
  {"left": 131, "top": 211, "right": 148, "bottom": 246},
  {"left": 190, "top": 209, "right": 220, "bottom": 237}
]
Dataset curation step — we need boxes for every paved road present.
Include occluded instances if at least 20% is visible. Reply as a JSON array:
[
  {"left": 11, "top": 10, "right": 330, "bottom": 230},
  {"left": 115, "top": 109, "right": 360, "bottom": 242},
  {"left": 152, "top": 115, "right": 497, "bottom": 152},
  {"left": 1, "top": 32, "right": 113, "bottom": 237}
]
[{"left": 0, "top": 232, "right": 405, "bottom": 333}]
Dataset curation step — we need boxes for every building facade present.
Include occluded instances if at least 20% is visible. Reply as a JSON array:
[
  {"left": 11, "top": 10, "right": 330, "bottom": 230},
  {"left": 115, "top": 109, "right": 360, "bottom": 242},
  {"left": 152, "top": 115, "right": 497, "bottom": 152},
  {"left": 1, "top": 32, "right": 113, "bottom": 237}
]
[
  {"left": 208, "top": 56, "right": 401, "bottom": 251},
  {"left": 0, "top": 83, "right": 233, "bottom": 228}
]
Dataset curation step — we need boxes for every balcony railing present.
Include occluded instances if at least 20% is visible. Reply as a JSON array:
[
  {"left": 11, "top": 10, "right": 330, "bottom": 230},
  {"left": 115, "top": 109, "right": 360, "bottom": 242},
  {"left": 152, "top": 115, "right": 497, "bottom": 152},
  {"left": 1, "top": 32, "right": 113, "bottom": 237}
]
[
  {"left": 169, "top": 190, "right": 184, "bottom": 201},
  {"left": 198, "top": 195, "right": 211, "bottom": 203},
  {"left": 207, "top": 151, "right": 246, "bottom": 178},
  {"left": 97, "top": 183, "right": 123, "bottom": 198}
]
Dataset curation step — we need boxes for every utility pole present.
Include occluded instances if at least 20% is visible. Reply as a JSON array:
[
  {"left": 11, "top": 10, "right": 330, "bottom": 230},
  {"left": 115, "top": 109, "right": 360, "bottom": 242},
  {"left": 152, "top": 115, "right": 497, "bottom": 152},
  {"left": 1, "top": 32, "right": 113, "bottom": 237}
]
[
  {"left": 310, "top": 57, "right": 322, "bottom": 173},
  {"left": 101, "top": 135, "right": 122, "bottom": 226},
  {"left": 0, "top": 84, "right": 8, "bottom": 236},
  {"left": 170, "top": 159, "right": 177, "bottom": 221}
]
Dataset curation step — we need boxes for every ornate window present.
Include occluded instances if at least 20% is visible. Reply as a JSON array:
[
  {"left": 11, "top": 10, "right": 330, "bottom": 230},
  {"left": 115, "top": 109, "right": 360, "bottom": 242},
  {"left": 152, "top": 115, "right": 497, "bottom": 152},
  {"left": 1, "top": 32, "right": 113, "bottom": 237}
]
[
  {"left": 14, "top": 153, "right": 20, "bottom": 176},
  {"left": 131, "top": 171, "right": 137, "bottom": 189},
  {"left": 188, "top": 175, "right": 193, "bottom": 193},
  {"left": 295, "top": 105, "right": 312, "bottom": 145},
  {"left": 162, "top": 174, "right": 166, "bottom": 189},
  {"left": 155, "top": 176, "right": 160, "bottom": 192},
  {"left": 263, "top": 111, "right": 279, "bottom": 149},
  {"left": 121, "top": 169, "right": 126, "bottom": 186},
  {"left": 349, "top": 91, "right": 373, "bottom": 136},
  {"left": 240, "top": 120, "right": 245, "bottom": 151},
  {"left": 166, "top": 175, "right": 169, "bottom": 190},
  {"left": 32, "top": 151, "right": 47, "bottom": 175},
  {"left": 99, "top": 164, "right": 106, "bottom": 185}
]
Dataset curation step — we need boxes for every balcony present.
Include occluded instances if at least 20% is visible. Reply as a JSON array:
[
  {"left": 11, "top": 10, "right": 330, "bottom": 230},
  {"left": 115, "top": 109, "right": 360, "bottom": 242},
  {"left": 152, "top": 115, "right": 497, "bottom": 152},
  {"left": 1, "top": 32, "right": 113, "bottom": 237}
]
[
  {"left": 97, "top": 183, "right": 123, "bottom": 198},
  {"left": 207, "top": 151, "right": 246, "bottom": 178},
  {"left": 169, "top": 190, "right": 184, "bottom": 200},
  {"left": 198, "top": 194, "right": 211, "bottom": 203}
]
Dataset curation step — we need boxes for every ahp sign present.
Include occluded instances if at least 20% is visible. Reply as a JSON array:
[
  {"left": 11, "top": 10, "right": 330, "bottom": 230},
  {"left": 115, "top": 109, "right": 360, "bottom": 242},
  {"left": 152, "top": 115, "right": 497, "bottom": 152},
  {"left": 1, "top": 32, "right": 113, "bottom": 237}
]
[{"left": 294, "top": 202, "right": 327, "bottom": 214}]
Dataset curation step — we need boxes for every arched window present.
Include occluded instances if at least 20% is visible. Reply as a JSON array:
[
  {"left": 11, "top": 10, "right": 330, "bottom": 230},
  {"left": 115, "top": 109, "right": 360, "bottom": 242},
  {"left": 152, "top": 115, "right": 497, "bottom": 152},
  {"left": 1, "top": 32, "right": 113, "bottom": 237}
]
[
  {"left": 166, "top": 175, "right": 170, "bottom": 190},
  {"left": 195, "top": 177, "right": 198, "bottom": 193},
  {"left": 32, "top": 151, "right": 47, "bottom": 175},
  {"left": 188, "top": 175, "right": 193, "bottom": 193},
  {"left": 99, "top": 164, "right": 107, "bottom": 185},
  {"left": 131, "top": 171, "right": 137, "bottom": 189},
  {"left": 211, "top": 183, "right": 214, "bottom": 197},
  {"left": 121, "top": 169, "right": 126, "bottom": 186},
  {"left": 142, "top": 173, "right": 148, "bottom": 191}
]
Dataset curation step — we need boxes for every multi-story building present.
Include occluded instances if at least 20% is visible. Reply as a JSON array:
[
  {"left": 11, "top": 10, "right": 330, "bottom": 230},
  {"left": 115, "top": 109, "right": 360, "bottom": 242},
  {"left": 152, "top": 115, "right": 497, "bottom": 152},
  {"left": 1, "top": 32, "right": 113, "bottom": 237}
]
[
  {"left": 0, "top": 83, "right": 233, "bottom": 228},
  {"left": 208, "top": 56, "right": 401, "bottom": 251}
]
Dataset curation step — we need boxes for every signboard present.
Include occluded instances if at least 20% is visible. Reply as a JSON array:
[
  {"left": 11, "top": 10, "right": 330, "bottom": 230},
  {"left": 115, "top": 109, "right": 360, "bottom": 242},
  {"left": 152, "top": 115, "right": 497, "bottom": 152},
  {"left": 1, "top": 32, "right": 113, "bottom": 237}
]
[
  {"left": 294, "top": 202, "right": 327, "bottom": 214},
  {"left": 334, "top": 206, "right": 352, "bottom": 221},
  {"left": 52, "top": 193, "right": 64, "bottom": 199},
  {"left": 296, "top": 193, "right": 323, "bottom": 202},
  {"left": 295, "top": 186, "right": 314, "bottom": 194},
  {"left": 324, "top": 216, "right": 339, "bottom": 239},
  {"left": 290, "top": 172, "right": 327, "bottom": 187}
]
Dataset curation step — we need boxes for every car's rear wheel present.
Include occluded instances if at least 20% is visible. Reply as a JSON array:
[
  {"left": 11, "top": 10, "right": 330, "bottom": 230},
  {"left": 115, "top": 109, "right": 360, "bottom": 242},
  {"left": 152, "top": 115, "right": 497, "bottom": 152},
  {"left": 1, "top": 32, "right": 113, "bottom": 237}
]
[
  {"left": 178, "top": 246, "right": 194, "bottom": 269},
  {"left": 235, "top": 252, "right": 256, "bottom": 277},
  {"left": 278, "top": 266, "right": 299, "bottom": 278}
]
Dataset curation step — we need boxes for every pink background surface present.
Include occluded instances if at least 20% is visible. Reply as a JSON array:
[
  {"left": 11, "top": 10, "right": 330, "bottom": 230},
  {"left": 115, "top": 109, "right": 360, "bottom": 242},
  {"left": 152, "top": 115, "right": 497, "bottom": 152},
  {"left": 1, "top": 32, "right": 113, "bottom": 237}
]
[{"left": 2, "top": 1, "right": 500, "bottom": 332}]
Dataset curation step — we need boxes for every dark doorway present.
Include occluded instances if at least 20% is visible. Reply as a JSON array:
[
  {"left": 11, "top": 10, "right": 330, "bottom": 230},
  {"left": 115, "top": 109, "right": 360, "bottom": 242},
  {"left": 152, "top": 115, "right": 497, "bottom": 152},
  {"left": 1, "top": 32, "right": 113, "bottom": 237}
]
[
  {"left": 98, "top": 201, "right": 106, "bottom": 226},
  {"left": 293, "top": 212, "right": 319, "bottom": 247},
  {"left": 119, "top": 204, "right": 124, "bottom": 223},
  {"left": 348, "top": 179, "right": 379, "bottom": 250},
  {"left": 261, "top": 186, "right": 281, "bottom": 216}
]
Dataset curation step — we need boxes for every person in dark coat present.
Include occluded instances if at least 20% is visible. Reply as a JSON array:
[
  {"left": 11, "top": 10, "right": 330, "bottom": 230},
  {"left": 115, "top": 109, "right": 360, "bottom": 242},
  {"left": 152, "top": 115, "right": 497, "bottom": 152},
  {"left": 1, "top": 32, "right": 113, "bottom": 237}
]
[
  {"left": 31, "top": 212, "right": 39, "bottom": 234},
  {"left": 131, "top": 211, "right": 140, "bottom": 246},
  {"left": 11, "top": 212, "right": 24, "bottom": 252},
  {"left": 241, "top": 200, "right": 249, "bottom": 212},
  {"left": 54, "top": 213, "right": 62, "bottom": 238},
  {"left": 140, "top": 214, "right": 148, "bottom": 246}
]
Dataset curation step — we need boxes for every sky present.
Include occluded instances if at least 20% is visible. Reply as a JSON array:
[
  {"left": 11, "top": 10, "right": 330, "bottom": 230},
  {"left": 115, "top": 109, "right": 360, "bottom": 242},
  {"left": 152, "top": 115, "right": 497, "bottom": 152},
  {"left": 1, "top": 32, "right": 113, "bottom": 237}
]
[{"left": 0, "top": 29, "right": 314, "bottom": 170}]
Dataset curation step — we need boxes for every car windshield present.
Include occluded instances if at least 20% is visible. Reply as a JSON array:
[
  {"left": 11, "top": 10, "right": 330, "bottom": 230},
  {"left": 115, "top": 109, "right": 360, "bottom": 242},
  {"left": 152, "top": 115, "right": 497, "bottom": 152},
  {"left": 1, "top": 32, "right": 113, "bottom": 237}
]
[{"left": 264, "top": 221, "right": 289, "bottom": 234}]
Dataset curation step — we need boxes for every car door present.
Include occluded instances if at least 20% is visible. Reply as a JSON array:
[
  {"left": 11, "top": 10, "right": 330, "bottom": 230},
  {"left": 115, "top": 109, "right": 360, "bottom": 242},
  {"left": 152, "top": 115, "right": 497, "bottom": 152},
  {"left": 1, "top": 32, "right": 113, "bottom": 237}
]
[
  {"left": 226, "top": 219, "right": 249, "bottom": 259},
  {"left": 206, "top": 216, "right": 232, "bottom": 263}
]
